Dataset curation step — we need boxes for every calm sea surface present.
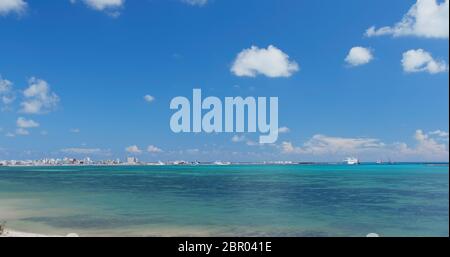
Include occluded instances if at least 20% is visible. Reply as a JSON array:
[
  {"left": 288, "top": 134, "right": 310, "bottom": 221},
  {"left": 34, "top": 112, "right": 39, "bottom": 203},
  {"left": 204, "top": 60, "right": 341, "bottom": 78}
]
[{"left": 0, "top": 164, "right": 448, "bottom": 236}]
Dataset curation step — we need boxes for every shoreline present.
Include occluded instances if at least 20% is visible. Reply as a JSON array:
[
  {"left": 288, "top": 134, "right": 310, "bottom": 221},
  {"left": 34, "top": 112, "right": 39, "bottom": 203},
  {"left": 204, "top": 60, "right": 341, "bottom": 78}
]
[
  {"left": 1, "top": 162, "right": 448, "bottom": 168},
  {"left": 0, "top": 228, "right": 382, "bottom": 238},
  {"left": 0, "top": 229, "right": 79, "bottom": 237}
]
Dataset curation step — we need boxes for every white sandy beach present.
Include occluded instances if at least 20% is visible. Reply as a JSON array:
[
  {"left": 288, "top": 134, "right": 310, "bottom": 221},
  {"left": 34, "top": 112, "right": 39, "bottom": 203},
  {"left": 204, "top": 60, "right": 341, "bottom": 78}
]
[
  {"left": 0, "top": 229, "right": 79, "bottom": 237},
  {"left": 0, "top": 227, "right": 380, "bottom": 237}
]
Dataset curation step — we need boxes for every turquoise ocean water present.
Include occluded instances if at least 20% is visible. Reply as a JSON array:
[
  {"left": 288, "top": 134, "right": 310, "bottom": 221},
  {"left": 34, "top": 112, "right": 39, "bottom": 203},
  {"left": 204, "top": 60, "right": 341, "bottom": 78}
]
[{"left": 0, "top": 164, "right": 448, "bottom": 237}]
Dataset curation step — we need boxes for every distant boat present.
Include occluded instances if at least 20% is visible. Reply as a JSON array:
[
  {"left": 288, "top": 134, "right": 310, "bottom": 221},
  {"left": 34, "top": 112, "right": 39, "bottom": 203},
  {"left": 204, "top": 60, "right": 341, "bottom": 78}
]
[
  {"left": 376, "top": 160, "right": 383, "bottom": 164},
  {"left": 213, "top": 161, "right": 231, "bottom": 166},
  {"left": 344, "top": 157, "right": 360, "bottom": 165}
]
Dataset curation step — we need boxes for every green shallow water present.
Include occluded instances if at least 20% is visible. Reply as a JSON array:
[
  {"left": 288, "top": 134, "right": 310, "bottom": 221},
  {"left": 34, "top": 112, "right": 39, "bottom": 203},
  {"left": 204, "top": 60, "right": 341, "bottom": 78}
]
[{"left": 0, "top": 164, "right": 448, "bottom": 236}]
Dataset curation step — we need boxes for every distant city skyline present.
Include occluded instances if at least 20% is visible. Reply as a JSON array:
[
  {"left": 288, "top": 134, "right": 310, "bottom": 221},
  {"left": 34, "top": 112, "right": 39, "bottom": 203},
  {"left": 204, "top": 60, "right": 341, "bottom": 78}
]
[{"left": 0, "top": 0, "right": 449, "bottom": 162}]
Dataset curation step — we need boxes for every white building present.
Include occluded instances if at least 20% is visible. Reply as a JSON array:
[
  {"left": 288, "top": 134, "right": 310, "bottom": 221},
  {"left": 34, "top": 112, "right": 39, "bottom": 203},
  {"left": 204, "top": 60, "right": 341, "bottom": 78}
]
[{"left": 127, "top": 157, "right": 138, "bottom": 164}]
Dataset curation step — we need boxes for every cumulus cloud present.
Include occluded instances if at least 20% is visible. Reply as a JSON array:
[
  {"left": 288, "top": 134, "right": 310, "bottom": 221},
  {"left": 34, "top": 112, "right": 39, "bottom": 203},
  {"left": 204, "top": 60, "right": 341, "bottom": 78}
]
[
  {"left": 71, "top": 0, "right": 124, "bottom": 16},
  {"left": 280, "top": 130, "right": 449, "bottom": 161},
  {"left": 147, "top": 145, "right": 163, "bottom": 153},
  {"left": 144, "top": 94, "right": 155, "bottom": 103},
  {"left": 345, "top": 47, "right": 374, "bottom": 66},
  {"left": 231, "top": 45, "right": 299, "bottom": 78},
  {"left": 429, "top": 130, "right": 449, "bottom": 138},
  {"left": 125, "top": 145, "right": 142, "bottom": 154},
  {"left": 282, "top": 134, "right": 384, "bottom": 155},
  {"left": 182, "top": 0, "right": 208, "bottom": 6},
  {"left": 20, "top": 77, "right": 59, "bottom": 114},
  {"left": 278, "top": 127, "right": 290, "bottom": 134},
  {"left": 365, "top": 0, "right": 449, "bottom": 39},
  {"left": 401, "top": 49, "right": 448, "bottom": 74},
  {"left": 0, "top": 0, "right": 27, "bottom": 16},
  {"left": 16, "top": 117, "right": 39, "bottom": 128},
  {"left": 0, "top": 76, "right": 12, "bottom": 94},
  {"left": 393, "top": 129, "right": 449, "bottom": 160},
  {"left": 280, "top": 141, "right": 296, "bottom": 154},
  {"left": 0, "top": 76, "right": 15, "bottom": 106},
  {"left": 10, "top": 117, "right": 40, "bottom": 136}
]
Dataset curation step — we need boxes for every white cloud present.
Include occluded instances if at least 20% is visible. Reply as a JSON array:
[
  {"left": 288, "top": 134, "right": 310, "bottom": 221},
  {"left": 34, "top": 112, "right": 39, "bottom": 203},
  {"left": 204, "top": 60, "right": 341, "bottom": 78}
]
[
  {"left": 16, "top": 117, "right": 39, "bottom": 128},
  {"left": 15, "top": 128, "right": 29, "bottom": 136},
  {"left": 231, "top": 45, "right": 299, "bottom": 78},
  {"left": 282, "top": 134, "right": 384, "bottom": 155},
  {"left": 345, "top": 47, "right": 374, "bottom": 66},
  {"left": 0, "top": 76, "right": 15, "bottom": 106},
  {"left": 393, "top": 129, "right": 449, "bottom": 160},
  {"left": 144, "top": 94, "right": 155, "bottom": 103},
  {"left": 125, "top": 145, "right": 142, "bottom": 154},
  {"left": 278, "top": 126, "right": 290, "bottom": 134},
  {"left": 71, "top": 0, "right": 124, "bottom": 16},
  {"left": 0, "top": 76, "right": 12, "bottom": 94},
  {"left": 182, "top": 0, "right": 208, "bottom": 6},
  {"left": 281, "top": 141, "right": 296, "bottom": 153},
  {"left": 11, "top": 117, "right": 40, "bottom": 136},
  {"left": 70, "top": 128, "right": 81, "bottom": 133},
  {"left": 305, "top": 135, "right": 384, "bottom": 155},
  {"left": 20, "top": 77, "right": 59, "bottom": 114},
  {"left": 280, "top": 130, "right": 449, "bottom": 161},
  {"left": 401, "top": 49, "right": 448, "bottom": 74},
  {"left": 83, "top": 0, "right": 124, "bottom": 10},
  {"left": 0, "top": 0, "right": 27, "bottom": 16},
  {"left": 366, "top": 0, "right": 449, "bottom": 39},
  {"left": 429, "top": 130, "right": 449, "bottom": 138},
  {"left": 147, "top": 145, "right": 163, "bottom": 153}
]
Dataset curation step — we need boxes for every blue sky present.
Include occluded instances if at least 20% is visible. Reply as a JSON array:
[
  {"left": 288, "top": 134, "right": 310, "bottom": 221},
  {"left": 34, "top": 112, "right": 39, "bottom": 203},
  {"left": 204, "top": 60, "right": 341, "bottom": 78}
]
[{"left": 0, "top": 0, "right": 449, "bottom": 162}]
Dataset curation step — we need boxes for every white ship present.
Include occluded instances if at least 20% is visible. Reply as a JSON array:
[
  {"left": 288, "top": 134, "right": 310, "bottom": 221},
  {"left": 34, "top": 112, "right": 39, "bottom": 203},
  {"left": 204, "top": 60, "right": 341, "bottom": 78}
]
[
  {"left": 344, "top": 157, "right": 360, "bottom": 165},
  {"left": 213, "top": 161, "right": 231, "bottom": 166}
]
